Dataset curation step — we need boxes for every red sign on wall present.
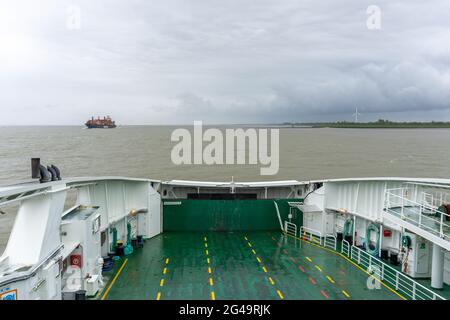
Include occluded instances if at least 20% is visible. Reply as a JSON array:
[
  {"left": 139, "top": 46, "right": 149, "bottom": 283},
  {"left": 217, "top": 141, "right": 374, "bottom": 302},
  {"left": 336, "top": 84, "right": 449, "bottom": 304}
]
[{"left": 70, "top": 254, "right": 82, "bottom": 268}]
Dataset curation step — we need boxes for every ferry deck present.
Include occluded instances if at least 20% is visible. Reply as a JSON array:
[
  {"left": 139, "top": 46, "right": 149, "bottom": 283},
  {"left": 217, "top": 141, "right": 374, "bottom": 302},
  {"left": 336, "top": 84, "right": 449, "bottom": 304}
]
[
  {"left": 101, "top": 231, "right": 403, "bottom": 300},
  {"left": 1, "top": 176, "right": 450, "bottom": 300}
]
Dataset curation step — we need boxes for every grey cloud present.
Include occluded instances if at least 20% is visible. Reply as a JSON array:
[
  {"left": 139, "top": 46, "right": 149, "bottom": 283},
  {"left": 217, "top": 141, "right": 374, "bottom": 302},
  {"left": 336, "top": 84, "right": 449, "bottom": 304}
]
[{"left": 1, "top": 0, "right": 450, "bottom": 124}]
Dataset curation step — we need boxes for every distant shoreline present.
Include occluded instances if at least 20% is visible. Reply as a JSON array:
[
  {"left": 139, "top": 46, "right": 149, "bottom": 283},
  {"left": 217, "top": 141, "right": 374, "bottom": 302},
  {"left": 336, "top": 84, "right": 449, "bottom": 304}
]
[
  {"left": 280, "top": 121, "right": 450, "bottom": 129},
  {"left": 1, "top": 122, "right": 450, "bottom": 129}
]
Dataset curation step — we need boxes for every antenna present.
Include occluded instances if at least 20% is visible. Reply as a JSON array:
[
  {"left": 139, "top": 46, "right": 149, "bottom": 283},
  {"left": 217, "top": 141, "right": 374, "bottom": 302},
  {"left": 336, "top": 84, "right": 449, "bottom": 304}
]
[{"left": 352, "top": 107, "right": 361, "bottom": 123}]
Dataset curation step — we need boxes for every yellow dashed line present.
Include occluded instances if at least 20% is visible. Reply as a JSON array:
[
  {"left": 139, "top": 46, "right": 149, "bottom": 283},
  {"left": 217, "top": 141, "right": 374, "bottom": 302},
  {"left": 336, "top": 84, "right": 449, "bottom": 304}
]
[
  {"left": 244, "top": 237, "right": 284, "bottom": 299},
  {"left": 306, "top": 257, "right": 312, "bottom": 262},
  {"left": 163, "top": 267, "right": 167, "bottom": 275},
  {"left": 165, "top": 258, "right": 169, "bottom": 264},
  {"left": 326, "top": 275, "right": 335, "bottom": 284},
  {"left": 203, "top": 239, "right": 215, "bottom": 300},
  {"left": 204, "top": 236, "right": 207, "bottom": 241},
  {"left": 315, "top": 265, "right": 322, "bottom": 272},
  {"left": 342, "top": 290, "right": 350, "bottom": 298},
  {"left": 101, "top": 258, "right": 128, "bottom": 300},
  {"left": 160, "top": 279, "right": 165, "bottom": 287},
  {"left": 276, "top": 290, "right": 284, "bottom": 299},
  {"left": 156, "top": 292, "right": 161, "bottom": 300}
]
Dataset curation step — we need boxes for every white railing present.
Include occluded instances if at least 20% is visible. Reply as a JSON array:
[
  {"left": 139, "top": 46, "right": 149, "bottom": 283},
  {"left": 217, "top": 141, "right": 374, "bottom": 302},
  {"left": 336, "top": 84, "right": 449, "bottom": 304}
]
[
  {"left": 284, "top": 221, "right": 297, "bottom": 237},
  {"left": 324, "top": 234, "right": 337, "bottom": 250},
  {"left": 341, "top": 239, "right": 350, "bottom": 257},
  {"left": 385, "top": 188, "right": 450, "bottom": 240},
  {"left": 422, "top": 191, "right": 450, "bottom": 209},
  {"left": 285, "top": 223, "right": 444, "bottom": 300},
  {"left": 299, "top": 226, "right": 323, "bottom": 245},
  {"left": 349, "top": 245, "right": 445, "bottom": 300}
]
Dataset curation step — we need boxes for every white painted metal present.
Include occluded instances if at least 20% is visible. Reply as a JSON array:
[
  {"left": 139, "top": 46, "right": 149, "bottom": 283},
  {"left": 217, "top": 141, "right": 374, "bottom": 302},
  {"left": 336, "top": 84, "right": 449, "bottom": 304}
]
[
  {"left": 324, "top": 234, "right": 337, "bottom": 250},
  {"left": 2, "top": 175, "right": 450, "bottom": 300},
  {"left": 299, "top": 226, "right": 323, "bottom": 245},
  {"left": 349, "top": 245, "right": 445, "bottom": 300},
  {"left": 341, "top": 239, "right": 350, "bottom": 257},
  {"left": 284, "top": 221, "right": 297, "bottom": 237},
  {"left": 273, "top": 201, "right": 284, "bottom": 231},
  {"left": 431, "top": 243, "right": 444, "bottom": 289}
]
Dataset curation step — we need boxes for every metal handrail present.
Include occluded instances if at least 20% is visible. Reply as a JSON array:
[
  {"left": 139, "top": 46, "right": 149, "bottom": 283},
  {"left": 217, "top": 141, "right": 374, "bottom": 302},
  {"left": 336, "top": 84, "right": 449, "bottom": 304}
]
[
  {"left": 299, "top": 226, "right": 323, "bottom": 245},
  {"left": 284, "top": 221, "right": 297, "bottom": 237},
  {"left": 349, "top": 245, "right": 445, "bottom": 300},
  {"left": 324, "top": 234, "right": 337, "bottom": 250},
  {"left": 284, "top": 223, "right": 444, "bottom": 300},
  {"left": 341, "top": 239, "right": 350, "bottom": 257},
  {"left": 385, "top": 188, "right": 450, "bottom": 240}
]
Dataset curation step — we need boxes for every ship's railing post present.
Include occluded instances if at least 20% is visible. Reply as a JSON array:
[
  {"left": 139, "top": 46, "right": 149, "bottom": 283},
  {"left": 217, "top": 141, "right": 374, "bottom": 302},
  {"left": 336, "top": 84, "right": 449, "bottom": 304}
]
[{"left": 395, "top": 273, "right": 399, "bottom": 291}]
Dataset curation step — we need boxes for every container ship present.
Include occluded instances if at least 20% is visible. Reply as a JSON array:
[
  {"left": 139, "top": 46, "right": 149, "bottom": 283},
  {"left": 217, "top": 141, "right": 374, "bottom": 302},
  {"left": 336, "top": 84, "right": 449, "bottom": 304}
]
[
  {"left": 85, "top": 116, "right": 116, "bottom": 129},
  {"left": 0, "top": 159, "right": 449, "bottom": 300}
]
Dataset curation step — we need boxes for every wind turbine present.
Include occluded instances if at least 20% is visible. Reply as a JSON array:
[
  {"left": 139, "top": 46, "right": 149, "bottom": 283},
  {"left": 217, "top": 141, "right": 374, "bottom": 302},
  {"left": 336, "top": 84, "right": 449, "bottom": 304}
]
[{"left": 353, "top": 107, "right": 361, "bottom": 123}]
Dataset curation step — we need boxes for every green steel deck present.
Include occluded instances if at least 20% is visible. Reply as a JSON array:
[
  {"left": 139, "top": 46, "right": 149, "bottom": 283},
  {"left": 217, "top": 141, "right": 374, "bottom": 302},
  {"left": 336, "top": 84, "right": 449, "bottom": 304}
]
[{"left": 101, "top": 232, "right": 403, "bottom": 300}]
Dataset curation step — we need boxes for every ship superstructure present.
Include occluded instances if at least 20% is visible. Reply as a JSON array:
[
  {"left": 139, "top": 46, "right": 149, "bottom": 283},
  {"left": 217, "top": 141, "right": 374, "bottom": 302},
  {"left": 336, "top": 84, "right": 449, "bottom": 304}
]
[
  {"left": 0, "top": 173, "right": 449, "bottom": 300},
  {"left": 85, "top": 116, "right": 116, "bottom": 129}
]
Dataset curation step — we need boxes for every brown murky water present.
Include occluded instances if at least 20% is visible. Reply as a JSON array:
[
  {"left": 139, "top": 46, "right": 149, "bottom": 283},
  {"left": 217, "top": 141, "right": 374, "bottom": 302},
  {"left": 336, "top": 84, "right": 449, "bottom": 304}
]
[{"left": 1, "top": 125, "right": 450, "bottom": 251}]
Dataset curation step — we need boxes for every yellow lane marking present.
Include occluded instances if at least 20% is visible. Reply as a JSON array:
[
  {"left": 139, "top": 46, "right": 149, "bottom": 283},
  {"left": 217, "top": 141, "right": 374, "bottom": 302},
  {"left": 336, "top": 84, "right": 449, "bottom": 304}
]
[
  {"left": 165, "top": 258, "right": 169, "bottom": 264},
  {"left": 163, "top": 267, "right": 167, "bottom": 275},
  {"left": 283, "top": 233, "right": 407, "bottom": 300},
  {"left": 205, "top": 250, "right": 209, "bottom": 255},
  {"left": 204, "top": 236, "right": 207, "bottom": 241},
  {"left": 207, "top": 258, "right": 210, "bottom": 264},
  {"left": 209, "top": 278, "right": 214, "bottom": 286},
  {"left": 208, "top": 267, "right": 212, "bottom": 274},
  {"left": 315, "top": 265, "right": 322, "bottom": 272},
  {"left": 276, "top": 290, "right": 284, "bottom": 299},
  {"left": 211, "top": 291, "right": 215, "bottom": 300},
  {"left": 326, "top": 276, "right": 335, "bottom": 284},
  {"left": 205, "top": 243, "right": 208, "bottom": 248},
  {"left": 156, "top": 292, "right": 161, "bottom": 300},
  {"left": 306, "top": 257, "right": 312, "bottom": 262},
  {"left": 244, "top": 236, "right": 284, "bottom": 299},
  {"left": 160, "top": 279, "right": 165, "bottom": 287},
  {"left": 101, "top": 258, "right": 128, "bottom": 300},
  {"left": 342, "top": 290, "right": 350, "bottom": 298}
]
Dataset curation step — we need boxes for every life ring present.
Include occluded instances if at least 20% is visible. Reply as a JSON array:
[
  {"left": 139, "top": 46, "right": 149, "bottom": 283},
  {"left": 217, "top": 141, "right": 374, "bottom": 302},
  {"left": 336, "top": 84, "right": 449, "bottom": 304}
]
[{"left": 365, "top": 223, "right": 380, "bottom": 256}]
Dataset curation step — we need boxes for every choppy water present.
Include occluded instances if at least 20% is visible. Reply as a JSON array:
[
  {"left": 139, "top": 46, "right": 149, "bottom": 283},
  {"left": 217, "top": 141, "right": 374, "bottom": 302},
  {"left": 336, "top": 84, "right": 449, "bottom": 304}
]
[
  {"left": 1, "top": 126, "right": 450, "bottom": 184},
  {"left": 1, "top": 126, "right": 450, "bottom": 252}
]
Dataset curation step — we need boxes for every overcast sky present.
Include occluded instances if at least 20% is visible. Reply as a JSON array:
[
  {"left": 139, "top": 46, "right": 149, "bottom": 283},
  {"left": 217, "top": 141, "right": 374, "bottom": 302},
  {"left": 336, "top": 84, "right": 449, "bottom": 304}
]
[{"left": 1, "top": 0, "right": 450, "bottom": 125}]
